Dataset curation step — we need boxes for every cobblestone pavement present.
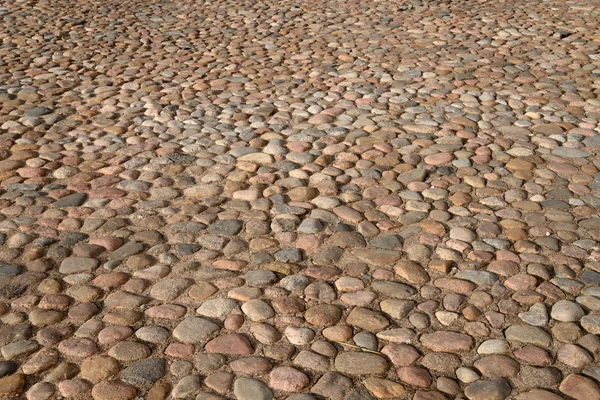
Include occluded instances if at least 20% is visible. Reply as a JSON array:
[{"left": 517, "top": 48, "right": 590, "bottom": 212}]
[{"left": 1, "top": 0, "right": 600, "bottom": 398}]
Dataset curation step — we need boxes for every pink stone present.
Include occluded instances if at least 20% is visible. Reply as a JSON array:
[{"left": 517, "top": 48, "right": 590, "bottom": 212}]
[
  {"left": 287, "top": 141, "right": 312, "bottom": 152},
  {"left": 145, "top": 305, "right": 187, "bottom": 320},
  {"left": 58, "top": 379, "right": 91, "bottom": 398},
  {"left": 57, "top": 338, "right": 99, "bottom": 358},
  {"left": 205, "top": 333, "right": 254, "bottom": 355},
  {"left": 89, "top": 237, "right": 124, "bottom": 251},
  {"left": 397, "top": 366, "right": 432, "bottom": 388},
  {"left": 424, "top": 153, "right": 454, "bottom": 165},
  {"left": 98, "top": 326, "right": 134, "bottom": 345},
  {"left": 270, "top": 367, "right": 310, "bottom": 392},
  {"left": 381, "top": 344, "right": 420, "bottom": 366},
  {"left": 164, "top": 343, "right": 195, "bottom": 358}
]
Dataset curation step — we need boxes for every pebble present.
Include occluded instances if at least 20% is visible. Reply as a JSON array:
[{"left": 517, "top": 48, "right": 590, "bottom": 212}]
[
  {"left": 551, "top": 300, "right": 585, "bottom": 322},
  {"left": 121, "top": 358, "right": 166, "bottom": 386},
  {"left": 269, "top": 367, "right": 310, "bottom": 392},
  {"left": 205, "top": 333, "right": 254, "bottom": 355},
  {"left": 464, "top": 378, "right": 512, "bottom": 400},
  {"left": 80, "top": 355, "right": 120, "bottom": 381},
  {"left": 91, "top": 380, "right": 137, "bottom": 400},
  {"left": 334, "top": 352, "right": 388, "bottom": 375},
  {"left": 560, "top": 374, "right": 600, "bottom": 399},
  {"left": 0, "top": 374, "right": 25, "bottom": 397},
  {"left": 172, "top": 375, "right": 202, "bottom": 398},
  {"left": 233, "top": 377, "right": 273, "bottom": 400}
]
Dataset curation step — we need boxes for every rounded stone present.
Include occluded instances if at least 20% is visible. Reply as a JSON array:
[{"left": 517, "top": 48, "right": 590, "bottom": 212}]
[
  {"left": 91, "top": 381, "right": 137, "bottom": 400},
  {"left": 269, "top": 367, "right": 310, "bottom": 392},
  {"left": 551, "top": 301, "right": 585, "bottom": 322},
  {"left": 305, "top": 304, "right": 342, "bottom": 327},
  {"left": 81, "top": 355, "right": 120, "bottom": 381}
]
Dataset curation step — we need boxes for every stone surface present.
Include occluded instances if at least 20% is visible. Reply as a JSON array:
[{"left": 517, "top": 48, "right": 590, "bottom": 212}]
[
  {"left": 559, "top": 374, "right": 600, "bottom": 399},
  {"left": 233, "top": 377, "right": 273, "bottom": 400},
  {"left": 464, "top": 378, "right": 512, "bottom": 400},
  {"left": 1, "top": 0, "right": 600, "bottom": 397},
  {"left": 91, "top": 380, "right": 137, "bottom": 400},
  {"left": 334, "top": 352, "right": 388, "bottom": 375}
]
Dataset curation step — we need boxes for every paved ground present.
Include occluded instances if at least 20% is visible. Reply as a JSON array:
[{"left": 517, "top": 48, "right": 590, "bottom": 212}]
[{"left": 1, "top": 0, "right": 600, "bottom": 398}]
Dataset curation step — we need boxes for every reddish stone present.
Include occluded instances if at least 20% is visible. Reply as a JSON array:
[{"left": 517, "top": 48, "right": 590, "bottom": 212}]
[{"left": 205, "top": 333, "right": 254, "bottom": 355}]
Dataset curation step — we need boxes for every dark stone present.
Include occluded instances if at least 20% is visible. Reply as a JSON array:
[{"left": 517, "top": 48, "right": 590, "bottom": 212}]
[
  {"left": 0, "top": 263, "right": 21, "bottom": 276},
  {"left": 274, "top": 248, "right": 303, "bottom": 263},
  {"left": 175, "top": 244, "right": 201, "bottom": 255},
  {"left": 54, "top": 193, "right": 87, "bottom": 208},
  {"left": 0, "top": 361, "right": 18, "bottom": 378},
  {"left": 121, "top": 358, "right": 166, "bottom": 386},
  {"left": 61, "top": 232, "right": 89, "bottom": 246},
  {"left": 208, "top": 220, "right": 243, "bottom": 236},
  {"left": 581, "top": 271, "right": 600, "bottom": 285}
]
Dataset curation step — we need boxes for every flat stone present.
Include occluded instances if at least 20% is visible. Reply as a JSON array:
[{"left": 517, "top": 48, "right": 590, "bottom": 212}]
[
  {"left": 197, "top": 298, "right": 240, "bottom": 318},
  {"left": 505, "top": 325, "right": 552, "bottom": 346},
  {"left": 518, "top": 303, "right": 549, "bottom": 327},
  {"left": 269, "top": 367, "right": 309, "bottom": 392},
  {"left": 208, "top": 220, "right": 243, "bottom": 236},
  {"left": 474, "top": 355, "right": 520, "bottom": 378},
  {"left": 334, "top": 352, "right": 388, "bottom": 375},
  {"left": 54, "top": 193, "right": 87, "bottom": 208},
  {"left": 371, "top": 281, "right": 417, "bottom": 298},
  {"left": 560, "top": 374, "right": 600, "bottom": 399},
  {"left": 464, "top": 378, "right": 512, "bottom": 400},
  {"left": 205, "top": 333, "right": 254, "bottom": 355},
  {"left": 520, "top": 366, "right": 562, "bottom": 388},
  {"left": 515, "top": 389, "right": 563, "bottom": 400},
  {"left": 346, "top": 307, "right": 390, "bottom": 331},
  {"left": 1, "top": 340, "right": 39, "bottom": 360},
  {"left": 233, "top": 377, "right": 273, "bottom": 400},
  {"left": 420, "top": 352, "right": 461, "bottom": 375},
  {"left": 121, "top": 358, "right": 166, "bottom": 386},
  {"left": 552, "top": 147, "right": 590, "bottom": 158},
  {"left": 353, "top": 249, "right": 401, "bottom": 266},
  {"left": 173, "top": 317, "right": 220, "bottom": 343},
  {"left": 363, "top": 377, "right": 406, "bottom": 398},
  {"left": 59, "top": 257, "right": 99, "bottom": 274},
  {"left": 0, "top": 362, "right": 18, "bottom": 378},
  {"left": 311, "top": 372, "right": 353, "bottom": 400},
  {"left": 305, "top": 304, "right": 342, "bottom": 327},
  {"left": 22, "top": 348, "right": 59, "bottom": 375},
  {"left": 91, "top": 380, "right": 137, "bottom": 400},
  {"left": 0, "top": 374, "right": 25, "bottom": 397},
  {"left": 81, "top": 355, "right": 120, "bottom": 381},
  {"left": 551, "top": 300, "right": 585, "bottom": 322},
  {"left": 172, "top": 375, "right": 202, "bottom": 398},
  {"left": 107, "top": 341, "right": 151, "bottom": 361},
  {"left": 420, "top": 331, "right": 474, "bottom": 353}
]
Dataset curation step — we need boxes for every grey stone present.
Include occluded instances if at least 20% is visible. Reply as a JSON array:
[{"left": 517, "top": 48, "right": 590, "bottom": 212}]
[
  {"left": 109, "top": 241, "right": 144, "bottom": 259},
  {"left": 505, "top": 325, "right": 552, "bottom": 346},
  {"left": 173, "top": 317, "right": 220, "bottom": 343},
  {"left": 172, "top": 375, "right": 202, "bottom": 398},
  {"left": 311, "top": 372, "right": 353, "bottom": 400},
  {"left": 233, "top": 377, "right": 273, "bottom": 400},
  {"left": 465, "top": 378, "right": 512, "bottom": 400},
  {"left": 59, "top": 257, "right": 99, "bottom": 274},
  {"left": 121, "top": 358, "right": 166, "bottom": 386},
  {"left": 208, "top": 220, "right": 243, "bottom": 236},
  {"left": 0, "top": 263, "right": 21, "bottom": 276},
  {"left": 370, "top": 235, "right": 402, "bottom": 249},
  {"left": 0, "top": 361, "right": 18, "bottom": 378},
  {"left": 552, "top": 147, "right": 590, "bottom": 158},
  {"left": 54, "top": 193, "right": 87, "bottom": 208}
]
